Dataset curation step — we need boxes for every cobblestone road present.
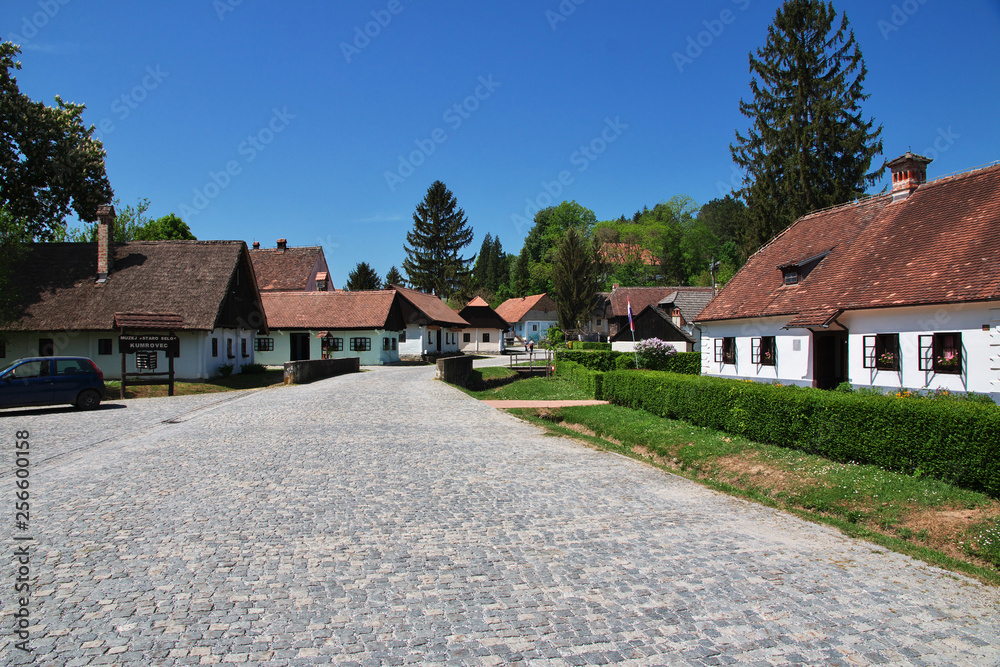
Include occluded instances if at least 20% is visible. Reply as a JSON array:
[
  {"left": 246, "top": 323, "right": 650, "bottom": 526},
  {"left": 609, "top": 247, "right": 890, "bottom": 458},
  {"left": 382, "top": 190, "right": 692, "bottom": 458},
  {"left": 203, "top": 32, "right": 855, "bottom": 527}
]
[{"left": 3, "top": 364, "right": 999, "bottom": 665}]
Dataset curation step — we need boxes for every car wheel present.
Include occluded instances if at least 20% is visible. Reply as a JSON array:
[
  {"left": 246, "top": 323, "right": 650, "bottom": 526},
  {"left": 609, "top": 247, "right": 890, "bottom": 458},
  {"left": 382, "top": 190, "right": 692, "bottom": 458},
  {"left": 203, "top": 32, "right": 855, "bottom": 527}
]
[{"left": 76, "top": 389, "right": 101, "bottom": 410}]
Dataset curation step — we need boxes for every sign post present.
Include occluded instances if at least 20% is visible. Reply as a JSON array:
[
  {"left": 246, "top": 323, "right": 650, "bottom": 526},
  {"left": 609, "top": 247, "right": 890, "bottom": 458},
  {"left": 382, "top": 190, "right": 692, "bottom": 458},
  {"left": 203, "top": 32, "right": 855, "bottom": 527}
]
[{"left": 118, "top": 333, "right": 180, "bottom": 397}]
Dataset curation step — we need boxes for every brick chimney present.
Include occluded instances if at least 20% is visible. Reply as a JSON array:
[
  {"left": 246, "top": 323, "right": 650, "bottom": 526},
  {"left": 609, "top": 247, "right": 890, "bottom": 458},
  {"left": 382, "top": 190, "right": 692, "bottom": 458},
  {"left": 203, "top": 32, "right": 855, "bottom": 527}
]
[
  {"left": 886, "top": 151, "right": 932, "bottom": 202},
  {"left": 276, "top": 238, "right": 287, "bottom": 252},
  {"left": 96, "top": 204, "right": 116, "bottom": 282},
  {"left": 252, "top": 241, "right": 260, "bottom": 249}
]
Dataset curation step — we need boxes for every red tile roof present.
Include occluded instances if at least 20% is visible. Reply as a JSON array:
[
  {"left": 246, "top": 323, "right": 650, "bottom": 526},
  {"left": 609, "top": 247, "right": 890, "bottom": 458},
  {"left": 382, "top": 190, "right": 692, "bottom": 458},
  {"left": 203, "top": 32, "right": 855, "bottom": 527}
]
[
  {"left": 494, "top": 294, "right": 558, "bottom": 324},
  {"left": 249, "top": 246, "right": 329, "bottom": 291},
  {"left": 600, "top": 243, "right": 658, "bottom": 266},
  {"left": 261, "top": 290, "right": 399, "bottom": 330},
  {"left": 467, "top": 296, "right": 489, "bottom": 307},
  {"left": 390, "top": 285, "right": 469, "bottom": 327},
  {"left": 608, "top": 286, "right": 713, "bottom": 322},
  {"left": 697, "top": 163, "right": 1000, "bottom": 323}
]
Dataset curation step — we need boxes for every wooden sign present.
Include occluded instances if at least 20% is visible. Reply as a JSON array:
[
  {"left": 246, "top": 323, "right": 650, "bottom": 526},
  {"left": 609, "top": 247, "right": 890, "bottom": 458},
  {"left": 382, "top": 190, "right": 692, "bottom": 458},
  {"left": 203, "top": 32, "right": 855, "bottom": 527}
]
[{"left": 119, "top": 334, "right": 179, "bottom": 357}]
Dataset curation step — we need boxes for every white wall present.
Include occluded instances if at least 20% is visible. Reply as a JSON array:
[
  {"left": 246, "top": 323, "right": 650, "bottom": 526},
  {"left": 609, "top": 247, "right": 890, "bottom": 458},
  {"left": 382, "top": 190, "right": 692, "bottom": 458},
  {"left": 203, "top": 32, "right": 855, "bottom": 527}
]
[
  {"left": 1, "top": 329, "right": 256, "bottom": 380},
  {"left": 399, "top": 325, "right": 461, "bottom": 357},
  {"left": 458, "top": 328, "right": 505, "bottom": 353},
  {"left": 700, "top": 305, "right": 1000, "bottom": 400},
  {"left": 841, "top": 304, "right": 999, "bottom": 398},
  {"left": 700, "top": 317, "right": 812, "bottom": 386},
  {"left": 255, "top": 329, "right": 400, "bottom": 366}
]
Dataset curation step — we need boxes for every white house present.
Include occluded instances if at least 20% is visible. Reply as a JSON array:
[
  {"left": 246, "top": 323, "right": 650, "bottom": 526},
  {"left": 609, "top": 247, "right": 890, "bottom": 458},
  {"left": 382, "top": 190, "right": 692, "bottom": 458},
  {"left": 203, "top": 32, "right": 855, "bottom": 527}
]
[
  {"left": 389, "top": 285, "right": 469, "bottom": 359},
  {"left": 1, "top": 206, "right": 267, "bottom": 380},
  {"left": 457, "top": 297, "right": 508, "bottom": 353},
  {"left": 495, "top": 293, "right": 559, "bottom": 345},
  {"left": 696, "top": 153, "right": 1000, "bottom": 401},
  {"left": 255, "top": 290, "right": 403, "bottom": 366}
]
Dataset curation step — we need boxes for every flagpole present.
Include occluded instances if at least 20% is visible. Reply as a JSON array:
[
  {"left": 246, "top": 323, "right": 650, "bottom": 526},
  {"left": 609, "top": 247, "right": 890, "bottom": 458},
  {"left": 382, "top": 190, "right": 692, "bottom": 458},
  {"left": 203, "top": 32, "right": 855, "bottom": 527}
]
[{"left": 628, "top": 297, "right": 638, "bottom": 369}]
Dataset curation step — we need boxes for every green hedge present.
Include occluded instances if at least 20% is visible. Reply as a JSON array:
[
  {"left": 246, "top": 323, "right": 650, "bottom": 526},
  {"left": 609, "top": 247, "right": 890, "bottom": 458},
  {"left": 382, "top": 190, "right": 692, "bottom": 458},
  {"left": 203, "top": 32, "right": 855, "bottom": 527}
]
[
  {"left": 599, "top": 371, "right": 1000, "bottom": 496},
  {"left": 555, "top": 359, "right": 604, "bottom": 399},
  {"left": 567, "top": 341, "right": 611, "bottom": 350},
  {"left": 557, "top": 349, "right": 701, "bottom": 375}
]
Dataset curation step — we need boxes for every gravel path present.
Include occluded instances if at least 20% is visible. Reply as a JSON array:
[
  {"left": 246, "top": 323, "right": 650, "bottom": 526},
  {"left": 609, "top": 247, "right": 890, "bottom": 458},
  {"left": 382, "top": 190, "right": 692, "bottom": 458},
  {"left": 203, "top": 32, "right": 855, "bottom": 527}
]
[{"left": 2, "top": 364, "right": 999, "bottom": 665}]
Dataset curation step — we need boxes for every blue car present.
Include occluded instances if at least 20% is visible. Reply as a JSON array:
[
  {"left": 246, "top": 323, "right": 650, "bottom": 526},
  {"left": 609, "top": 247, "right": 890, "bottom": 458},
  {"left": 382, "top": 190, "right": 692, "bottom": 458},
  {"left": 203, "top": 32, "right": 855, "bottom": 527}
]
[{"left": 0, "top": 356, "right": 107, "bottom": 410}]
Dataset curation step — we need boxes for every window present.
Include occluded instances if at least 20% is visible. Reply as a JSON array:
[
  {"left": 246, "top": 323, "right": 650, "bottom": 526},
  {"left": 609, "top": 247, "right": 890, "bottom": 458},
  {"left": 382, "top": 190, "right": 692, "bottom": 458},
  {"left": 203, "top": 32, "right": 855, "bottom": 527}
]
[
  {"left": 714, "top": 337, "right": 736, "bottom": 365},
  {"left": 919, "top": 332, "right": 962, "bottom": 374},
  {"left": 332, "top": 338, "right": 343, "bottom": 351},
  {"left": 254, "top": 337, "right": 274, "bottom": 352},
  {"left": 463, "top": 333, "right": 471, "bottom": 343},
  {"left": 241, "top": 339, "right": 249, "bottom": 358},
  {"left": 317, "top": 279, "right": 327, "bottom": 291},
  {"left": 783, "top": 270, "right": 799, "bottom": 285},
  {"left": 596, "top": 319, "right": 602, "bottom": 326},
  {"left": 383, "top": 337, "right": 392, "bottom": 351},
  {"left": 751, "top": 336, "right": 776, "bottom": 366},
  {"left": 532, "top": 324, "right": 538, "bottom": 332},
  {"left": 39, "top": 338, "right": 54, "bottom": 357},
  {"left": 863, "top": 334, "right": 900, "bottom": 371},
  {"left": 0, "top": 342, "right": 5, "bottom": 358},
  {"left": 98, "top": 339, "right": 113, "bottom": 355},
  {"left": 350, "top": 337, "right": 371, "bottom": 351},
  {"left": 399, "top": 331, "right": 406, "bottom": 343},
  {"left": 227, "top": 339, "right": 235, "bottom": 359},
  {"left": 212, "top": 338, "right": 219, "bottom": 357},
  {"left": 53, "top": 359, "right": 89, "bottom": 375},
  {"left": 392, "top": 337, "right": 397, "bottom": 351},
  {"left": 483, "top": 332, "right": 490, "bottom": 343}
]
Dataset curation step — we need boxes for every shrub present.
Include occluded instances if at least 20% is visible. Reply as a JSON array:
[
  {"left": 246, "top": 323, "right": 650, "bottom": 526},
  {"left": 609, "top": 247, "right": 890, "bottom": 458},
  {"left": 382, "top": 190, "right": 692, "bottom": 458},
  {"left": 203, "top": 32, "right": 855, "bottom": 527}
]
[
  {"left": 217, "top": 363, "right": 234, "bottom": 378},
  {"left": 546, "top": 327, "right": 564, "bottom": 346},
  {"left": 240, "top": 363, "right": 267, "bottom": 375},
  {"left": 635, "top": 338, "right": 677, "bottom": 371},
  {"left": 600, "top": 370, "right": 1000, "bottom": 497},
  {"left": 557, "top": 348, "right": 701, "bottom": 375},
  {"left": 555, "top": 359, "right": 604, "bottom": 399}
]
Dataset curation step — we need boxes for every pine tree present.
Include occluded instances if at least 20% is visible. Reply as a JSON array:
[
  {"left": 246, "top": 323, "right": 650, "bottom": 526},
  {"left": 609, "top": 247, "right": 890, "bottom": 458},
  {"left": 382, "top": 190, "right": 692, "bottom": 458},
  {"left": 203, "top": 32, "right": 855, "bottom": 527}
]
[
  {"left": 402, "top": 181, "right": 474, "bottom": 298},
  {"left": 345, "top": 261, "right": 381, "bottom": 291},
  {"left": 551, "top": 228, "right": 602, "bottom": 331},
  {"left": 511, "top": 248, "right": 531, "bottom": 297},
  {"left": 384, "top": 265, "right": 405, "bottom": 287},
  {"left": 731, "top": 0, "right": 882, "bottom": 257},
  {"left": 472, "top": 233, "right": 495, "bottom": 291}
]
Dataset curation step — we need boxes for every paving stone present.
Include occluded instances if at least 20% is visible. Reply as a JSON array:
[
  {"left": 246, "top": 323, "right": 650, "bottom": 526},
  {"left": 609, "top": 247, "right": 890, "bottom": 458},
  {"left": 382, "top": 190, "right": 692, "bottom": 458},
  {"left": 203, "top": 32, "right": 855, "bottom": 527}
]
[{"left": 2, "top": 361, "right": 999, "bottom": 665}]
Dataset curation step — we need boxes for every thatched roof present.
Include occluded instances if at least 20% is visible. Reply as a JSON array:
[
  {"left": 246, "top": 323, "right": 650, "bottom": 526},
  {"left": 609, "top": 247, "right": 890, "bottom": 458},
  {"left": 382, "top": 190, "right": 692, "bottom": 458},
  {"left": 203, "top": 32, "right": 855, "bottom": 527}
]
[{"left": 4, "top": 241, "right": 264, "bottom": 332}]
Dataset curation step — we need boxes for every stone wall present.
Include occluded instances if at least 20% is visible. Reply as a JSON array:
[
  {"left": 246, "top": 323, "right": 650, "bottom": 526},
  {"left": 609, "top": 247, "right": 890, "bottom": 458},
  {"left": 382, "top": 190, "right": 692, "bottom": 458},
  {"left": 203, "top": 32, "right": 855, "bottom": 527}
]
[{"left": 283, "top": 357, "right": 360, "bottom": 385}]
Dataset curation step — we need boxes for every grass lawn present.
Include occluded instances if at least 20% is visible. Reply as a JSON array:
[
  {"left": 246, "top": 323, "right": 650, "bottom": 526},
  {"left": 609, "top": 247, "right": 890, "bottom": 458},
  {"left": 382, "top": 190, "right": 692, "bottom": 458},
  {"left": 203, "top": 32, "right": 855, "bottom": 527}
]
[
  {"left": 105, "top": 369, "right": 285, "bottom": 400},
  {"left": 459, "top": 374, "right": 1000, "bottom": 584},
  {"left": 458, "top": 367, "right": 592, "bottom": 401}
]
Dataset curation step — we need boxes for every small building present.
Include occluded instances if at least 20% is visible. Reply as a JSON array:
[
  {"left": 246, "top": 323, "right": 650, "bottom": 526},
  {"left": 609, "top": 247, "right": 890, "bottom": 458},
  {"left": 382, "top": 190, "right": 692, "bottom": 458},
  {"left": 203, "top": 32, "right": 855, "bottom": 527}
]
[
  {"left": 495, "top": 293, "right": 559, "bottom": 344},
  {"left": 256, "top": 290, "right": 404, "bottom": 366},
  {"left": 389, "top": 285, "right": 470, "bottom": 359},
  {"left": 606, "top": 286, "right": 713, "bottom": 351},
  {"left": 249, "top": 239, "right": 332, "bottom": 291},
  {"left": 696, "top": 153, "right": 1000, "bottom": 400},
  {"left": 457, "top": 297, "right": 508, "bottom": 353},
  {"left": 1, "top": 206, "right": 267, "bottom": 379}
]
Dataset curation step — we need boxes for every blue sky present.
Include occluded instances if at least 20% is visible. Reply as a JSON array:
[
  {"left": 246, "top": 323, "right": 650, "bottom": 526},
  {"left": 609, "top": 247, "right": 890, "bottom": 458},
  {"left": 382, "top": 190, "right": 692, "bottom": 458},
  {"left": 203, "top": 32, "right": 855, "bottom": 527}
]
[{"left": 4, "top": 1, "right": 999, "bottom": 286}]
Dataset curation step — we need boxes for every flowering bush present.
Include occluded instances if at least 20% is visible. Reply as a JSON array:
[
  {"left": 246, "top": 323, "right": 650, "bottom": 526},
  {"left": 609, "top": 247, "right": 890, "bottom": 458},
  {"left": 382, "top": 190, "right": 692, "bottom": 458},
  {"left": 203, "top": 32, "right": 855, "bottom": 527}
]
[{"left": 635, "top": 338, "right": 677, "bottom": 371}]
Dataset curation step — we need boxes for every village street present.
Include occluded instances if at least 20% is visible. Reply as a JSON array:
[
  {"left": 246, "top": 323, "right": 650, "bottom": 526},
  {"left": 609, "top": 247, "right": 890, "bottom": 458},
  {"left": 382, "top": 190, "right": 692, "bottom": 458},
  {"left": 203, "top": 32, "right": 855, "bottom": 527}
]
[{"left": 3, "top": 363, "right": 1000, "bottom": 666}]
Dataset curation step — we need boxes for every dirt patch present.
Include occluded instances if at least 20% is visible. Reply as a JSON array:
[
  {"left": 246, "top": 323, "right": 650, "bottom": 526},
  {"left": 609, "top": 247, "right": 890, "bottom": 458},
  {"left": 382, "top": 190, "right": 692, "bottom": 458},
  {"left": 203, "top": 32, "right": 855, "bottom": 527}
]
[
  {"left": 561, "top": 421, "right": 623, "bottom": 446},
  {"left": 712, "top": 452, "right": 801, "bottom": 494}
]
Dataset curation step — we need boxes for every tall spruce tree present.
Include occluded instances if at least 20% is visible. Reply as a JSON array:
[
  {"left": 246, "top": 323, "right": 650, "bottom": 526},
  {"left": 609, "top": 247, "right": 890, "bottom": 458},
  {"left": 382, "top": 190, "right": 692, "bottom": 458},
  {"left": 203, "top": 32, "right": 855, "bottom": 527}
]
[
  {"left": 345, "top": 262, "right": 382, "bottom": 291},
  {"left": 384, "top": 265, "right": 405, "bottom": 287},
  {"left": 551, "top": 228, "right": 602, "bottom": 331},
  {"left": 402, "top": 180, "right": 474, "bottom": 298},
  {"left": 731, "top": 0, "right": 882, "bottom": 257}
]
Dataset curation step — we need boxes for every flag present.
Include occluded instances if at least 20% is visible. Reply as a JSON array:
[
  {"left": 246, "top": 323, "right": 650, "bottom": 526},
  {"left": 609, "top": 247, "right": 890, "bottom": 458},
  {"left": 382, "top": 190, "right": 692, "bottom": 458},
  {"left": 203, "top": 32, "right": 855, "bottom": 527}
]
[{"left": 627, "top": 297, "right": 635, "bottom": 332}]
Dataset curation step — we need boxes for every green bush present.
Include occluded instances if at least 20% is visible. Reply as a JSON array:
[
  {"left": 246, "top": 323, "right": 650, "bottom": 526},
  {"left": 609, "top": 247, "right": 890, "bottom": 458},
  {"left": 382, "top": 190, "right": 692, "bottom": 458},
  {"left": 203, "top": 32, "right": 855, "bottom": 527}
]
[
  {"left": 599, "top": 370, "right": 1000, "bottom": 497},
  {"left": 217, "top": 363, "right": 234, "bottom": 378},
  {"left": 555, "top": 359, "right": 604, "bottom": 399},
  {"left": 557, "top": 349, "right": 701, "bottom": 375},
  {"left": 573, "top": 341, "right": 611, "bottom": 351}
]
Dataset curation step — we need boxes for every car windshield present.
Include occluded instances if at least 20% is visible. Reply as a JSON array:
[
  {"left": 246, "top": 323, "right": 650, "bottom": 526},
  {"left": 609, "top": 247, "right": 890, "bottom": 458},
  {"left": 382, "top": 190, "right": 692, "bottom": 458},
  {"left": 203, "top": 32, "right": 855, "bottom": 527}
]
[{"left": 0, "top": 360, "right": 18, "bottom": 375}]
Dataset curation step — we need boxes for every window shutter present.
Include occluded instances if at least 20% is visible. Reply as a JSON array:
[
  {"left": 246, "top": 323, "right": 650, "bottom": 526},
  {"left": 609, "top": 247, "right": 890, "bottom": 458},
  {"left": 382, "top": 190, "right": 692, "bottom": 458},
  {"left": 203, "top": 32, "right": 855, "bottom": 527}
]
[
  {"left": 714, "top": 338, "right": 723, "bottom": 363},
  {"left": 863, "top": 335, "right": 876, "bottom": 369},
  {"left": 918, "top": 335, "right": 933, "bottom": 371}
]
